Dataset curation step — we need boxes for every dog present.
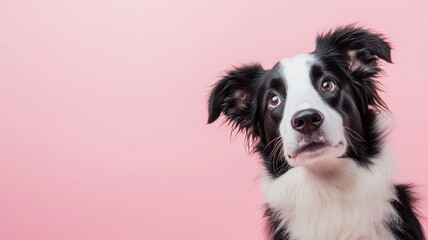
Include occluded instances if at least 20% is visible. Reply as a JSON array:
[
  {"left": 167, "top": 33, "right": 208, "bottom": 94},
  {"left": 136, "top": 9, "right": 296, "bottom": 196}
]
[{"left": 207, "top": 25, "right": 424, "bottom": 240}]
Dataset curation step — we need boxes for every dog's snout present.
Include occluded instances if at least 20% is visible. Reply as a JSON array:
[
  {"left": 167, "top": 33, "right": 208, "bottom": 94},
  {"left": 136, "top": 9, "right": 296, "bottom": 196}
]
[{"left": 291, "top": 109, "right": 324, "bottom": 134}]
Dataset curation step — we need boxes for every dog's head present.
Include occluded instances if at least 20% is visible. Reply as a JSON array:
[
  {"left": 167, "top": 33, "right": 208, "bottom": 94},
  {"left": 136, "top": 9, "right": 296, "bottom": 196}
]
[{"left": 208, "top": 25, "right": 392, "bottom": 175}]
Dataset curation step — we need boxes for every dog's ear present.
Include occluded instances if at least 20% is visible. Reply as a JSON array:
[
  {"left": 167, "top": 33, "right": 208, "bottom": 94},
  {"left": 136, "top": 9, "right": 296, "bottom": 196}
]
[
  {"left": 315, "top": 25, "right": 392, "bottom": 111},
  {"left": 207, "top": 63, "right": 264, "bottom": 137}
]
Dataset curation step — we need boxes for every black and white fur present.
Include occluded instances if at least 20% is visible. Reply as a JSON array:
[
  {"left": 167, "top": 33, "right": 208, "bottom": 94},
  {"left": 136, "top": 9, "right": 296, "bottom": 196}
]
[{"left": 207, "top": 25, "right": 424, "bottom": 240}]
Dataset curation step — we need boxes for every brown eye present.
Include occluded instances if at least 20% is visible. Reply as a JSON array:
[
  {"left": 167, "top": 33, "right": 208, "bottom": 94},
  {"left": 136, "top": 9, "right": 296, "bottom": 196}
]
[
  {"left": 268, "top": 94, "right": 281, "bottom": 109},
  {"left": 321, "top": 79, "right": 337, "bottom": 92}
]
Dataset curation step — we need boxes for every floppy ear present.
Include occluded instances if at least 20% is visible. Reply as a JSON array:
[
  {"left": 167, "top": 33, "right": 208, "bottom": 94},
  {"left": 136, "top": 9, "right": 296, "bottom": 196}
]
[
  {"left": 315, "top": 25, "right": 392, "bottom": 111},
  {"left": 207, "top": 63, "right": 264, "bottom": 137}
]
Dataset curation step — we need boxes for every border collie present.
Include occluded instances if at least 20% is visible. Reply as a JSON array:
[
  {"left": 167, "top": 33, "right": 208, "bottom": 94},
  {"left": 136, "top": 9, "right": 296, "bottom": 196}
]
[{"left": 207, "top": 25, "right": 424, "bottom": 240}]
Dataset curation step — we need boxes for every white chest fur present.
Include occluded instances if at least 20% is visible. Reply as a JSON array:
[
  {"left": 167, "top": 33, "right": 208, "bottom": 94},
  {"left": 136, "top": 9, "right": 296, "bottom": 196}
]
[{"left": 261, "top": 152, "right": 399, "bottom": 240}]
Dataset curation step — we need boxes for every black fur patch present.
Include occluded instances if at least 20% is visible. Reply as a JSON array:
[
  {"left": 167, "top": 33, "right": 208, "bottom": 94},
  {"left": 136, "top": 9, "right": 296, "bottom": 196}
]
[
  {"left": 312, "top": 24, "right": 392, "bottom": 166},
  {"left": 389, "top": 184, "right": 425, "bottom": 239},
  {"left": 264, "top": 206, "right": 290, "bottom": 240}
]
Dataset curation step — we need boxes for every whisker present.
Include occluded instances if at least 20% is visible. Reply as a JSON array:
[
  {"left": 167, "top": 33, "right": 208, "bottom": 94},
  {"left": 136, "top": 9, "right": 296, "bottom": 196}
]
[
  {"left": 269, "top": 138, "right": 282, "bottom": 173},
  {"left": 343, "top": 126, "right": 366, "bottom": 142},
  {"left": 344, "top": 128, "right": 358, "bottom": 156},
  {"left": 268, "top": 138, "right": 281, "bottom": 162},
  {"left": 263, "top": 136, "right": 282, "bottom": 152},
  {"left": 276, "top": 148, "right": 287, "bottom": 173}
]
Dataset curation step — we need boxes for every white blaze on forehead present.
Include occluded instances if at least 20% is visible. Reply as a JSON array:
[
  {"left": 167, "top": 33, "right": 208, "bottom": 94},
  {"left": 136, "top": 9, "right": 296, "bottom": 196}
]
[{"left": 278, "top": 53, "right": 318, "bottom": 112}]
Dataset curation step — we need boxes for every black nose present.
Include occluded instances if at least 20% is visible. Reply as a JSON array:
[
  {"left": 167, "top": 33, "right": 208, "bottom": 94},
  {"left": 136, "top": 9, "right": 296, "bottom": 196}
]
[{"left": 291, "top": 109, "right": 324, "bottom": 134}]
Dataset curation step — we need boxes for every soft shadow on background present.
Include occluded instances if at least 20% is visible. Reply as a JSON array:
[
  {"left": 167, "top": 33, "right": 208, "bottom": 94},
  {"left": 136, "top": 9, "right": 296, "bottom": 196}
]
[{"left": 1, "top": 1, "right": 427, "bottom": 239}]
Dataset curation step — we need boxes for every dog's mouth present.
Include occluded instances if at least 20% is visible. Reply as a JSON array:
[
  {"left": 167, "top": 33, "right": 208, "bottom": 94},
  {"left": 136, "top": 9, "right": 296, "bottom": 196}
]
[{"left": 290, "top": 137, "right": 331, "bottom": 159}]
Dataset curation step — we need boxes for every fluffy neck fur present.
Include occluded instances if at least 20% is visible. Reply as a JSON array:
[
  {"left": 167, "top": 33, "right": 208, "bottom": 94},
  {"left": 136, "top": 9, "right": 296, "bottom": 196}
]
[{"left": 261, "top": 151, "right": 398, "bottom": 239}]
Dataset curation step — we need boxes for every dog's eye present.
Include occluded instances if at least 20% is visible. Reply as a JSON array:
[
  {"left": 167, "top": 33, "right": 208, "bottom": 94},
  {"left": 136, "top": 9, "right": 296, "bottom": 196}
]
[
  {"left": 268, "top": 94, "right": 281, "bottom": 109},
  {"left": 321, "top": 79, "right": 337, "bottom": 92}
]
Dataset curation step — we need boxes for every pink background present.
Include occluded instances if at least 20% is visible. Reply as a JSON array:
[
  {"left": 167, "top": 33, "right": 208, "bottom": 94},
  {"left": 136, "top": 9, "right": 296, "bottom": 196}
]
[{"left": 1, "top": 1, "right": 427, "bottom": 239}]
